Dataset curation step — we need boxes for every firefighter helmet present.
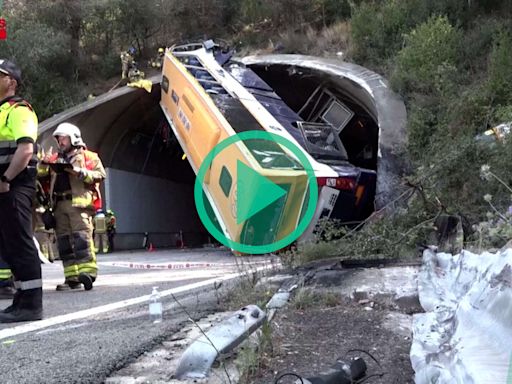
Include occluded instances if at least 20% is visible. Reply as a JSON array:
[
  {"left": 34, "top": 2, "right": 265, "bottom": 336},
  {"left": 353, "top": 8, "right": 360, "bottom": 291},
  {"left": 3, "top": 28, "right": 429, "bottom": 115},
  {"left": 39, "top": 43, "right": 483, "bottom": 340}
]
[
  {"left": 53, "top": 122, "right": 86, "bottom": 147},
  {"left": 158, "top": 47, "right": 164, "bottom": 53}
]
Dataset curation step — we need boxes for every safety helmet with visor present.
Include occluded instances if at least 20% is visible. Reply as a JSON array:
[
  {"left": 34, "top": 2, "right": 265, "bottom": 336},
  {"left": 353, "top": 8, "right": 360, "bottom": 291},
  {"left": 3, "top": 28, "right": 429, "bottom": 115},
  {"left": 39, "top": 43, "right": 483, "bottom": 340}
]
[{"left": 53, "top": 122, "right": 86, "bottom": 148}]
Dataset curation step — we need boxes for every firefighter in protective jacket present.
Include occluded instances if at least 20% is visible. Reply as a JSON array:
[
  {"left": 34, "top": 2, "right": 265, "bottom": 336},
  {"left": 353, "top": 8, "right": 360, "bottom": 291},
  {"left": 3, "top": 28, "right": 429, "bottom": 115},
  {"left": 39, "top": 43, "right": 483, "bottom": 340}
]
[
  {"left": 120, "top": 47, "right": 136, "bottom": 80},
  {"left": 93, "top": 209, "right": 108, "bottom": 254},
  {"left": 106, "top": 209, "right": 116, "bottom": 252},
  {"left": 40, "top": 122, "right": 105, "bottom": 291}
]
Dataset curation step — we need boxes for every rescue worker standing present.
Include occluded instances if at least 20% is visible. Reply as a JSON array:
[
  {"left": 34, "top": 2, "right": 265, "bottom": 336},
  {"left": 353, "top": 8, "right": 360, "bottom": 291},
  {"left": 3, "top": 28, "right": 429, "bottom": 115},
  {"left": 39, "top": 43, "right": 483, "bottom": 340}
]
[
  {"left": 0, "top": 59, "right": 43, "bottom": 322},
  {"left": 151, "top": 47, "right": 165, "bottom": 69},
  {"left": 41, "top": 123, "right": 105, "bottom": 291},
  {"left": 34, "top": 206, "right": 55, "bottom": 262},
  {"left": 120, "top": 47, "right": 135, "bottom": 80},
  {"left": 33, "top": 177, "right": 55, "bottom": 262},
  {"left": 93, "top": 209, "right": 108, "bottom": 254},
  {"left": 106, "top": 209, "right": 116, "bottom": 252}
]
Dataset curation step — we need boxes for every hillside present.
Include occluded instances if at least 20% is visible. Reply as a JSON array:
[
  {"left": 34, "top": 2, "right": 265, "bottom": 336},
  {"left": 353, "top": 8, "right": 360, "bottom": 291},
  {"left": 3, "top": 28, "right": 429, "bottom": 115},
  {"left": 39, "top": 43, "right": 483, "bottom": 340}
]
[{"left": 2, "top": 0, "right": 512, "bottom": 257}]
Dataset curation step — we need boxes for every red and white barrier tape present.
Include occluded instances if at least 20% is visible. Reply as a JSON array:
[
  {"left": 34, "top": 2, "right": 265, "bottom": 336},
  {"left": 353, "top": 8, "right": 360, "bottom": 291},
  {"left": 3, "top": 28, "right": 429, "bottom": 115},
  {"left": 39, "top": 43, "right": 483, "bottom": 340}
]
[{"left": 99, "top": 260, "right": 276, "bottom": 270}]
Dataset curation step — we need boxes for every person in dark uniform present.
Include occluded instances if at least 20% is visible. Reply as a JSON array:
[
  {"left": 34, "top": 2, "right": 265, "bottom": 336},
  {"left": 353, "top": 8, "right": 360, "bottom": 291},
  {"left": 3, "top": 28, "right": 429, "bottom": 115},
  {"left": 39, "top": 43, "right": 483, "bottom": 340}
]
[
  {"left": 0, "top": 59, "right": 42, "bottom": 322},
  {"left": 106, "top": 209, "right": 116, "bottom": 252}
]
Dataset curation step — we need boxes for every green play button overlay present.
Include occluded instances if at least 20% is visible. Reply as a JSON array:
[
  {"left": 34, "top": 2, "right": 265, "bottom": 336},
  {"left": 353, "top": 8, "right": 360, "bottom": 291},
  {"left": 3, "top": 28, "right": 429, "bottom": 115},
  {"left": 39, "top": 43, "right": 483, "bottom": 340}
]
[
  {"left": 194, "top": 130, "right": 318, "bottom": 254},
  {"left": 236, "top": 161, "right": 287, "bottom": 224}
]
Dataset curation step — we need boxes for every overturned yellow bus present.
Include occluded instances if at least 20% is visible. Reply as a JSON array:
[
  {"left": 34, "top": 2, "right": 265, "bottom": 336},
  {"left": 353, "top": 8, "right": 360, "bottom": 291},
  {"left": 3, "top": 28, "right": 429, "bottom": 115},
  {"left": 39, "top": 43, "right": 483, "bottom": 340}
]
[{"left": 160, "top": 42, "right": 313, "bottom": 250}]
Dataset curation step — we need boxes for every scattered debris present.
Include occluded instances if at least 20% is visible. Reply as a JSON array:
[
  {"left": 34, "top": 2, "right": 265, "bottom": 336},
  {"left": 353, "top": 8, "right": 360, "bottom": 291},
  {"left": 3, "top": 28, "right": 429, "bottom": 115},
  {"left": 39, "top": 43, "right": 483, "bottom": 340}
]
[
  {"left": 274, "top": 357, "right": 367, "bottom": 384},
  {"left": 175, "top": 305, "right": 266, "bottom": 379},
  {"left": 475, "top": 121, "right": 511, "bottom": 143},
  {"left": 432, "top": 214, "right": 464, "bottom": 254}
]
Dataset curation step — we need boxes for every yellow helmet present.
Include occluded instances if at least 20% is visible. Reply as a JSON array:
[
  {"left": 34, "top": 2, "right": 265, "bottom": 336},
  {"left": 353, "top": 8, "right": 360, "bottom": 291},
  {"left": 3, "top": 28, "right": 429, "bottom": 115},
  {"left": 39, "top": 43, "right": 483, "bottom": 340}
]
[{"left": 158, "top": 47, "right": 164, "bottom": 53}]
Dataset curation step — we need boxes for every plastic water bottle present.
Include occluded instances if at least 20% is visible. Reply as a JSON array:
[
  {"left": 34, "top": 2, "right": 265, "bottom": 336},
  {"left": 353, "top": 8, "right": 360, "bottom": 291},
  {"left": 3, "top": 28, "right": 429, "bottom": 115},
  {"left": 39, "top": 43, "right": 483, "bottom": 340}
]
[{"left": 149, "top": 286, "right": 163, "bottom": 323}]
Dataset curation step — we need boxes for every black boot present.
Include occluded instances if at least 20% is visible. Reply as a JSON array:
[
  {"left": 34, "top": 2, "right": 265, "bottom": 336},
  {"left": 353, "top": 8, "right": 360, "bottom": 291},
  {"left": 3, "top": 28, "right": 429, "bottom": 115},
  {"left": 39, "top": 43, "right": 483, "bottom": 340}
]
[
  {"left": 1, "top": 289, "right": 21, "bottom": 314},
  {"left": 0, "top": 288, "right": 43, "bottom": 323},
  {"left": 0, "top": 285, "right": 15, "bottom": 300},
  {"left": 56, "top": 280, "right": 82, "bottom": 291},
  {"left": 78, "top": 273, "right": 94, "bottom": 291},
  {"left": 0, "top": 278, "right": 15, "bottom": 300}
]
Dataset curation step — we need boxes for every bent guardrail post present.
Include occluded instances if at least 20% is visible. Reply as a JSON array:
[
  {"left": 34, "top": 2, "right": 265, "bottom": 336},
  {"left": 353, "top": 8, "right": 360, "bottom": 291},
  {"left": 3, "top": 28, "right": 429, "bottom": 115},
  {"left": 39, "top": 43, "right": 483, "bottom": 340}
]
[{"left": 175, "top": 304, "right": 266, "bottom": 379}]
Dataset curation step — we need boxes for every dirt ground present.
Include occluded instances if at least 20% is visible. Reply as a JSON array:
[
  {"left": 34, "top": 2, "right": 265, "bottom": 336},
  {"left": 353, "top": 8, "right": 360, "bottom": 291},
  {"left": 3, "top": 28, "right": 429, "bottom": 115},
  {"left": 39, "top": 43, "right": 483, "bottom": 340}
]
[
  {"left": 235, "top": 265, "right": 419, "bottom": 384},
  {"left": 249, "top": 298, "right": 414, "bottom": 384}
]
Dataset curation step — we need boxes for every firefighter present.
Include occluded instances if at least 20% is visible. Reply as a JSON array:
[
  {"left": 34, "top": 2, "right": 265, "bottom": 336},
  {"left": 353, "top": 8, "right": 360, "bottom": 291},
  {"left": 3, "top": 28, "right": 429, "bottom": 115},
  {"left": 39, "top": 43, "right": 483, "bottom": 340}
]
[
  {"left": 120, "top": 47, "right": 136, "bottom": 80},
  {"left": 127, "top": 61, "right": 145, "bottom": 82},
  {"left": 151, "top": 47, "right": 165, "bottom": 69},
  {"left": 106, "top": 209, "right": 116, "bottom": 252},
  {"left": 121, "top": 46, "right": 146, "bottom": 82},
  {"left": 33, "top": 177, "right": 55, "bottom": 262},
  {"left": 0, "top": 58, "right": 43, "bottom": 322},
  {"left": 33, "top": 206, "right": 55, "bottom": 262},
  {"left": 93, "top": 209, "right": 108, "bottom": 254},
  {"left": 41, "top": 122, "right": 106, "bottom": 291}
]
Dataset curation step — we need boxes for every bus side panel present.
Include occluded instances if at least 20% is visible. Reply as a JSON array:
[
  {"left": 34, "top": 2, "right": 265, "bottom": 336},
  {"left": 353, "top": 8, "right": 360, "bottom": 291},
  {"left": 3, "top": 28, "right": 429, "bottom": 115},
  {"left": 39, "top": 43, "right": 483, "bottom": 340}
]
[
  {"left": 161, "top": 53, "right": 227, "bottom": 171},
  {"left": 181, "top": 88, "right": 221, "bottom": 165}
]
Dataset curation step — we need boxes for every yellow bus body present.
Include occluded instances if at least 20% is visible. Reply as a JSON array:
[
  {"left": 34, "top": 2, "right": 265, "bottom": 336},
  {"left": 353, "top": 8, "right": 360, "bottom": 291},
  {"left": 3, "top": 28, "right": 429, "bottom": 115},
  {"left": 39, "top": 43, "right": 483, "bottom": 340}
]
[{"left": 160, "top": 51, "right": 309, "bottom": 247}]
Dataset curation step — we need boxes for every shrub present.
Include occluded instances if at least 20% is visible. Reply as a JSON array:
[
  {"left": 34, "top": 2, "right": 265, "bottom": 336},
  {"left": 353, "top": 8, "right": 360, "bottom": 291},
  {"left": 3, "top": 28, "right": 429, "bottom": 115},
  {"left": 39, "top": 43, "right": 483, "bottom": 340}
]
[
  {"left": 467, "top": 163, "right": 512, "bottom": 250},
  {"left": 486, "top": 30, "right": 512, "bottom": 106},
  {"left": 392, "top": 15, "right": 461, "bottom": 95}
]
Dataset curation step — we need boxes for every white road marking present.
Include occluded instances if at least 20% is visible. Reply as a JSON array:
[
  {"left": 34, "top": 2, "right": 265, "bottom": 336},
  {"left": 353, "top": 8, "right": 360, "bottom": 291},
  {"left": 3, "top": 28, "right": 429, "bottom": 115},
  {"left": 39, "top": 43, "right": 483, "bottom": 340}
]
[
  {"left": 43, "top": 270, "right": 230, "bottom": 288},
  {"left": 0, "top": 269, "right": 254, "bottom": 341}
]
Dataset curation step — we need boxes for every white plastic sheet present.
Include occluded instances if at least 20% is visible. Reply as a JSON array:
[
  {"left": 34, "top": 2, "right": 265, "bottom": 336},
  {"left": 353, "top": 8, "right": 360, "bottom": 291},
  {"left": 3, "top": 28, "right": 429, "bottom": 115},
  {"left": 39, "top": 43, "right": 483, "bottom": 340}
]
[{"left": 411, "top": 248, "right": 512, "bottom": 384}]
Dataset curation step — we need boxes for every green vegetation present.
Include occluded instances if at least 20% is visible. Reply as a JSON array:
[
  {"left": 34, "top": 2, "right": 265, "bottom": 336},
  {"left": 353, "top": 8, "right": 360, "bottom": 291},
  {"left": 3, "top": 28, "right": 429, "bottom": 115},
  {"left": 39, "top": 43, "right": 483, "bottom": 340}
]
[
  {"left": 222, "top": 270, "right": 275, "bottom": 311},
  {"left": 235, "top": 321, "right": 274, "bottom": 383},
  {"left": 291, "top": 286, "right": 341, "bottom": 309},
  {"left": 2, "top": 0, "right": 512, "bottom": 259}
]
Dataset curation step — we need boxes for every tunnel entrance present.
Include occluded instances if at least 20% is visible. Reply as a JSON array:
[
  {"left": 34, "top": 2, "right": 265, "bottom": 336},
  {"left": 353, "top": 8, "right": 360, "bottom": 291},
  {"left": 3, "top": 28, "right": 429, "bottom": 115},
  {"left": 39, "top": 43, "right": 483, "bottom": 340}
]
[
  {"left": 38, "top": 81, "right": 210, "bottom": 250},
  {"left": 245, "top": 63, "right": 379, "bottom": 224},
  {"left": 248, "top": 64, "right": 379, "bottom": 172},
  {"left": 241, "top": 55, "right": 408, "bottom": 211}
]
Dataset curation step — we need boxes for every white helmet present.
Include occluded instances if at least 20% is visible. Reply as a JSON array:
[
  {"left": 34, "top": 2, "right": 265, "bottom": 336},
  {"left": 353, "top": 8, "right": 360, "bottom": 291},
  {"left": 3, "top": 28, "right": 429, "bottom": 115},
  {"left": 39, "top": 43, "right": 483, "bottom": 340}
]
[{"left": 53, "top": 122, "right": 86, "bottom": 147}]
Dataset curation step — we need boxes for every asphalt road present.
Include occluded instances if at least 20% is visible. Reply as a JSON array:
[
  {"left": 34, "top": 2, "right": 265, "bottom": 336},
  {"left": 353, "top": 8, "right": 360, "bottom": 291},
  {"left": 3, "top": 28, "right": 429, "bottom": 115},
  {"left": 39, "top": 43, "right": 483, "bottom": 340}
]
[{"left": 0, "top": 248, "right": 274, "bottom": 384}]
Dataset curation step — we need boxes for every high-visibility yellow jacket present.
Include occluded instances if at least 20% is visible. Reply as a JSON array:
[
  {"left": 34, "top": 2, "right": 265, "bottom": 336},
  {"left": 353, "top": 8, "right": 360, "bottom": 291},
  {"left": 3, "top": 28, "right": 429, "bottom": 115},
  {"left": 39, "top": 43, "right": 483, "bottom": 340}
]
[{"left": 0, "top": 96, "right": 38, "bottom": 167}]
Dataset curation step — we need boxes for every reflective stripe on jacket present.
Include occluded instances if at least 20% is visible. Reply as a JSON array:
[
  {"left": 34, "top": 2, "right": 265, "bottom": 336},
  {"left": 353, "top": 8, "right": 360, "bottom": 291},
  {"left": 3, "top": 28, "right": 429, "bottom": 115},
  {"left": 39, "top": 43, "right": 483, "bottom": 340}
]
[
  {"left": 40, "top": 148, "right": 106, "bottom": 209},
  {"left": 0, "top": 98, "right": 38, "bottom": 165},
  {"left": 0, "top": 268, "right": 12, "bottom": 280}
]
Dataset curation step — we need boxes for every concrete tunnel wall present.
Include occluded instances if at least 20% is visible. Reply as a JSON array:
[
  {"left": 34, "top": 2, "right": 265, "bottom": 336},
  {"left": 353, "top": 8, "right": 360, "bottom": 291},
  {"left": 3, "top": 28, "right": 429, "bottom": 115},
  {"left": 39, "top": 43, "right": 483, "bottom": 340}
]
[
  {"left": 241, "top": 55, "right": 409, "bottom": 210},
  {"left": 37, "top": 75, "right": 208, "bottom": 250}
]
